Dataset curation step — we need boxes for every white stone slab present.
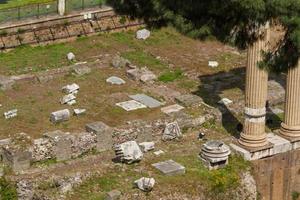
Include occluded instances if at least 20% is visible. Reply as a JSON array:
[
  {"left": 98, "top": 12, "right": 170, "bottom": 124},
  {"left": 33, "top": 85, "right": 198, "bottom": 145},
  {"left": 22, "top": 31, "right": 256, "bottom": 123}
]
[
  {"left": 62, "top": 83, "right": 79, "bottom": 94},
  {"left": 153, "top": 150, "right": 164, "bottom": 156},
  {"left": 106, "top": 76, "right": 126, "bottom": 85},
  {"left": 218, "top": 98, "right": 233, "bottom": 105},
  {"left": 129, "top": 94, "right": 163, "bottom": 108},
  {"left": 116, "top": 100, "right": 147, "bottom": 111},
  {"left": 4, "top": 109, "right": 18, "bottom": 119},
  {"left": 61, "top": 94, "right": 76, "bottom": 104},
  {"left": 161, "top": 104, "right": 184, "bottom": 114},
  {"left": 74, "top": 108, "right": 86, "bottom": 115},
  {"left": 267, "top": 133, "right": 292, "bottom": 154},
  {"left": 208, "top": 61, "right": 219, "bottom": 68}
]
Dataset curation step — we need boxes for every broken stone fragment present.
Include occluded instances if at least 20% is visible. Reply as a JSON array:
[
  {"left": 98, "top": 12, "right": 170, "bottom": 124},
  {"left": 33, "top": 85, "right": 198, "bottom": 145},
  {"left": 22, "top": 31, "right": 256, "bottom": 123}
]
[
  {"left": 134, "top": 177, "right": 155, "bottom": 192},
  {"left": 67, "top": 52, "right": 75, "bottom": 61},
  {"left": 105, "top": 190, "right": 121, "bottom": 200},
  {"left": 139, "top": 142, "right": 155, "bottom": 152},
  {"left": 106, "top": 76, "right": 126, "bottom": 85},
  {"left": 61, "top": 94, "right": 76, "bottom": 104},
  {"left": 208, "top": 61, "right": 219, "bottom": 68},
  {"left": 114, "top": 141, "right": 143, "bottom": 164},
  {"left": 136, "top": 29, "right": 151, "bottom": 40},
  {"left": 67, "top": 99, "right": 77, "bottom": 106},
  {"left": 62, "top": 83, "right": 80, "bottom": 94},
  {"left": 50, "top": 109, "right": 70, "bottom": 123},
  {"left": 218, "top": 98, "right": 233, "bottom": 105},
  {"left": 162, "top": 121, "right": 182, "bottom": 141},
  {"left": 72, "top": 65, "right": 91, "bottom": 76},
  {"left": 153, "top": 150, "right": 164, "bottom": 156},
  {"left": 112, "top": 55, "right": 131, "bottom": 68},
  {"left": 4, "top": 109, "right": 18, "bottom": 119},
  {"left": 74, "top": 108, "right": 86, "bottom": 115}
]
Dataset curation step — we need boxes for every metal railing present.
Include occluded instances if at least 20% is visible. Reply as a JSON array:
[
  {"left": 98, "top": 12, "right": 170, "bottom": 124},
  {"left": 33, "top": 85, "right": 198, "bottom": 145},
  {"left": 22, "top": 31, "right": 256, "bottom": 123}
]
[{"left": 0, "top": 0, "right": 105, "bottom": 24}]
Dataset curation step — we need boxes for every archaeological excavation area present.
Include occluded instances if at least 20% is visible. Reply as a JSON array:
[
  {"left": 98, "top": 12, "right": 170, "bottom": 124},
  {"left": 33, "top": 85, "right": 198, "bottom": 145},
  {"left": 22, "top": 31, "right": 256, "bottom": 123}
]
[{"left": 0, "top": 2, "right": 299, "bottom": 200}]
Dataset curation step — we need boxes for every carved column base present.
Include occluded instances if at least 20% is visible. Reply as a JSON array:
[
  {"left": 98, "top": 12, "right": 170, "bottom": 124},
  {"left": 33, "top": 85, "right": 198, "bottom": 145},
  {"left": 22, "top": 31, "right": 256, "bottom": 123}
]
[
  {"left": 279, "top": 123, "right": 300, "bottom": 138},
  {"left": 238, "top": 132, "right": 268, "bottom": 148}
]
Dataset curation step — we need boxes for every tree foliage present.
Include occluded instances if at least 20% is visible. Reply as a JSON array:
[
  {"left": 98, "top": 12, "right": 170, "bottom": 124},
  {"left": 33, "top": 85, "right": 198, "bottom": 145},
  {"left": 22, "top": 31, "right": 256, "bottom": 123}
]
[{"left": 108, "top": 0, "right": 300, "bottom": 72}]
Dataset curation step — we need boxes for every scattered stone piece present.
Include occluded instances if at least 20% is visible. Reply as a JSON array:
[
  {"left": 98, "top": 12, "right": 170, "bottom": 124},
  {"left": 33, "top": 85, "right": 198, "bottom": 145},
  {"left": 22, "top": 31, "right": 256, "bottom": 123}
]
[
  {"left": 129, "top": 94, "right": 163, "bottom": 108},
  {"left": 114, "top": 141, "right": 143, "bottom": 164},
  {"left": 106, "top": 76, "right": 126, "bottom": 85},
  {"left": 62, "top": 83, "right": 80, "bottom": 94},
  {"left": 4, "top": 109, "right": 18, "bottom": 119},
  {"left": 85, "top": 121, "right": 113, "bottom": 152},
  {"left": 67, "top": 52, "right": 75, "bottom": 61},
  {"left": 127, "top": 67, "right": 157, "bottom": 83},
  {"left": 50, "top": 109, "right": 70, "bottom": 123},
  {"left": 218, "top": 98, "right": 233, "bottom": 105},
  {"left": 0, "top": 75, "right": 15, "bottom": 90},
  {"left": 67, "top": 99, "right": 77, "bottom": 105},
  {"left": 136, "top": 29, "right": 151, "bottom": 40},
  {"left": 74, "top": 108, "right": 86, "bottom": 115},
  {"left": 72, "top": 65, "right": 91, "bottom": 76},
  {"left": 116, "top": 100, "right": 147, "bottom": 111},
  {"left": 105, "top": 190, "right": 121, "bottom": 200},
  {"left": 198, "top": 132, "right": 206, "bottom": 140},
  {"left": 152, "top": 160, "right": 185, "bottom": 176},
  {"left": 175, "top": 94, "right": 203, "bottom": 107},
  {"left": 162, "top": 121, "right": 182, "bottom": 141},
  {"left": 61, "top": 94, "right": 76, "bottom": 104},
  {"left": 134, "top": 177, "right": 155, "bottom": 192},
  {"left": 161, "top": 104, "right": 184, "bottom": 115},
  {"left": 139, "top": 142, "right": 155, "bottom": 152},
  {"left": 112, "top": 55, "right": 131, "bottom": 68},
  {"left": 208, "top": 61, "right": 219, "bottom": 68},
  {"left": 153, "top": 150, "right": 164, "bottom": 156},
  {"left": 199, "top": 140, "right": 231, "bottom": 170}
]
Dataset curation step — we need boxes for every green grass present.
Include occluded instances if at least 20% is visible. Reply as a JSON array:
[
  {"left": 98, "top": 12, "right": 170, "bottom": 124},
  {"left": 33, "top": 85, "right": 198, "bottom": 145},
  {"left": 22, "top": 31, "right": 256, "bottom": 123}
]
[
  {"left": 0, "top": 177, "right": 18, "bottom": 200},
  {"left": 121, "top": 50, "right": 166, "bottom": 71},
  {"left": 158, "top": 69, "right": 183, "bottom": 82}
]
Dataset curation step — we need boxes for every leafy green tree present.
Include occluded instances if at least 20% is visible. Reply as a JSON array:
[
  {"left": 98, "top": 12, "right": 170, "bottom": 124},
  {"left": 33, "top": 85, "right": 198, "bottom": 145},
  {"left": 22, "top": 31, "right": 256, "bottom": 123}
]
[{"left": 108, "top": 0, "right": 300, "bottom": 72}]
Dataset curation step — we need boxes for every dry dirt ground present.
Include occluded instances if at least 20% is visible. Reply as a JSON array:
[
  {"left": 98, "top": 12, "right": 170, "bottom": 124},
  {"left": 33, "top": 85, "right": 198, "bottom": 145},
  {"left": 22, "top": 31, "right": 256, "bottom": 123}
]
[{"left": 0, "top": 27, "right": 246, "bottom": 139}]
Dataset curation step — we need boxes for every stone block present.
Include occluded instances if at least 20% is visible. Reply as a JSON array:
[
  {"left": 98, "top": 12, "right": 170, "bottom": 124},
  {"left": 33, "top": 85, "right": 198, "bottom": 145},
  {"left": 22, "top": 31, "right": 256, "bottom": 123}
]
[
  {"left": 116, "top": 100, "right": 147, "bottom": 111},
  {"left": 175, "top": 94, "right": 203, "bottom": 107},
  {"left": 114, "top": 141, "right": 143, "bottom": 163},
  {"left": 161, "top": 104, "right": 184, "bottom": 115},
  {"left": 267, "top": 133, "right": 292, "bottom": 154},
  {"left": 85, "top": 121, "right": 113, "bottom": 152},
  {"left": 43, "top": 130, "right": 72, "bottom": 161},
  {"left": 229, "top": 143, "right": 273, "bottom": 161},
  {"left": 152, "top": 160, "right": 185, "bottom": 176},
  {"left": 106, "top": 76, "right": 126, "bottom": 85},
  {"left": 72, "top": 65, "right": 91, "bottom": 76},
  {"left": 50, "top": 109, "right": 70, "bottom": 123},
  {"left": 2, "top": 148, "right": 32, "bottom": 173}
]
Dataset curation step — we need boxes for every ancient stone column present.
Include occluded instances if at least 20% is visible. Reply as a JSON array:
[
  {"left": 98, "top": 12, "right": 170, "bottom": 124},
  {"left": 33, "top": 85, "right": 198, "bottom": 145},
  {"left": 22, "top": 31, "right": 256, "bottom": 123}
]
[
  {"left": 280, "top": 59, "right": 300, "bottom": 138},
  {"left": 239, "top": 25, "right": 270, "bottom": 148},
  {"left": 58, "top": 0, "right": 66, "bottom": 16}
]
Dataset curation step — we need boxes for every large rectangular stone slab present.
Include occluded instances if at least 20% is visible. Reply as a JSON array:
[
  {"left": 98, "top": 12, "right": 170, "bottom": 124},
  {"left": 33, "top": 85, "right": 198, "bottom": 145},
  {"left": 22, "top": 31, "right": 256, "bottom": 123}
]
[
  {"left": 152, "top": 160, "right": 185, "bottom": 176},
  {"left": 2, "top": 149, "right": 32, "bottom": 173},
  {"left": 129, "top": 94, "right": 162, "bottom": 108},
  {"left": 85, "top": 121, "right": 113, "bottom": 152},
  {"left": 161, "top": 104, "right": 184, "bottom": 115}
]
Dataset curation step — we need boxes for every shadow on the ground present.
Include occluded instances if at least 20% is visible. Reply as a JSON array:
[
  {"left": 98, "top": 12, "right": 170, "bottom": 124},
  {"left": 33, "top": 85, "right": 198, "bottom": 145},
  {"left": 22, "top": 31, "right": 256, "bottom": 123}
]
[{"left": 194, "top": 67, "right": 285, "bottom": 137}]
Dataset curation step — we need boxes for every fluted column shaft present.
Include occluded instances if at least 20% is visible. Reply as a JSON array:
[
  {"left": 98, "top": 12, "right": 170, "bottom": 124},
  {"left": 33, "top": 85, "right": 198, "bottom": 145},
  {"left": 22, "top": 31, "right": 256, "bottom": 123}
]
[
  {"left": 280, "top": 59, "right": 300, "bottom": 137},
  {"left": 239, "top": 27, "right": 270, "bottom": 148}
]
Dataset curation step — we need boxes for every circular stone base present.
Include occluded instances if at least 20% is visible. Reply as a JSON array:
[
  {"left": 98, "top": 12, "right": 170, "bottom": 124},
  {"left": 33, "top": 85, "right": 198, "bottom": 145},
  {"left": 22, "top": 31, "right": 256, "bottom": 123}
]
[
  {"left": 238, "top": 132, "right": 268, "bottom": 148},
  {"left": 279, "top": 123, "right": 300, "bottom": 138}
]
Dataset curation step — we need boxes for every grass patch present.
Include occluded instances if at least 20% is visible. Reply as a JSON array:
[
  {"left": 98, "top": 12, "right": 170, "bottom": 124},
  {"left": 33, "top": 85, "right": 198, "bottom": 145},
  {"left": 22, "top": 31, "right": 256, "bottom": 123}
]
[
  {"left": 121, "top": 50, "right": 166, "bottom": 71},
  {"left": 158, "top": 69, "right": 183, "bottom": 83},
  {"left": 0, "top": 177, "right": 17, "bottom": 200}
]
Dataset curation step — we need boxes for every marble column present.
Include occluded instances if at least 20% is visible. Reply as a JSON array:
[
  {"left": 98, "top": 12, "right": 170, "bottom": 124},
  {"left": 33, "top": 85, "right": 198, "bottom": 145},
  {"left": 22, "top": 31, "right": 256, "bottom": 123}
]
[
  {"left": 280, "top": 59, "right": 300, "bottom": 138},
  {"left": 239, "top": 25, "right": 270, "bottom": 148}
]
